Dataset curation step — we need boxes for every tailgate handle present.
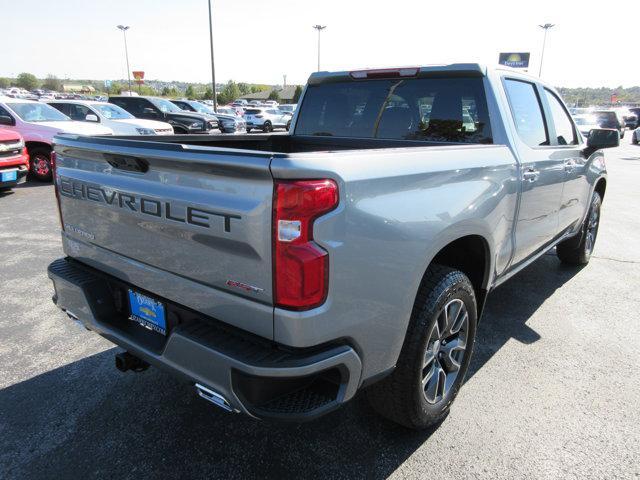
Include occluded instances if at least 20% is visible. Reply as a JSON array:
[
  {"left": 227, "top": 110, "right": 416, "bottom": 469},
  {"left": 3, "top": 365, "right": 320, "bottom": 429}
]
[{"left": 104, "top": 154, "right": 149, "bottom": 173}]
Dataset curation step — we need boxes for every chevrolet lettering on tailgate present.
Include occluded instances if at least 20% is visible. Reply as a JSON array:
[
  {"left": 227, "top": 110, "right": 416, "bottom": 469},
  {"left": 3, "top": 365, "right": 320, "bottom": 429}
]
[{"left": 58, "top": 177, "right": 240, "bottom": 232}]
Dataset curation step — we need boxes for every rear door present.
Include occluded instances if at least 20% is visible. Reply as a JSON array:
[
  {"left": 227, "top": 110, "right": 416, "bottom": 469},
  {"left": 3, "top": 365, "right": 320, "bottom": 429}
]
[
  {"left": 503, "top": 78, "right": 565, "bottom": 264},
  {"left": 54, "top": 136, "right": 276, "bottom": 338}
]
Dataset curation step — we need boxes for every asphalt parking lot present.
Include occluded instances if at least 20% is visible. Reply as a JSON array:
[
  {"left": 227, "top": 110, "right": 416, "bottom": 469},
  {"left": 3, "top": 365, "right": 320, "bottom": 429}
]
[{"left": 1, "top": 137, "right": 639, "bottom": 480}]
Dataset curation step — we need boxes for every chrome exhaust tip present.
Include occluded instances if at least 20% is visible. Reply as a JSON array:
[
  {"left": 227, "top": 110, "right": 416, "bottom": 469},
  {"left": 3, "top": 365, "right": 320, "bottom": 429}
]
[{"left": 195, "top": 383, "right": 238, "bottom": 413}]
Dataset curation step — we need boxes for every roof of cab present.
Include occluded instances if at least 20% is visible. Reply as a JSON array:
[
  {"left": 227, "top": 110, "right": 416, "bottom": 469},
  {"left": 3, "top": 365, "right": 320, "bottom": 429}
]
[
  {"left": 308, "top": 63, "right": 488, "bottom": 85},
  {"left": 307, "top": 63, "right": 544, "bottom": 85}
]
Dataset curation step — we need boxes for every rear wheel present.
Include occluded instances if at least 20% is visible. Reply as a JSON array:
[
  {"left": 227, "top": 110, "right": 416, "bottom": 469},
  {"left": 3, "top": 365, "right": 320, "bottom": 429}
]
[
  {"left": 556, "top": 191, "right": 602, "bottom": 265},
  {"left": 633, "top": 132, "right": 638, "bottom": 145},
  {"left": 246, "top": 128, "right": 252, "bottom": 133},
  {"left": 262, "top": 121, "right": 273, "bottom": 133},
  {"left": 286, "top": 120, "right": 292, "bottom": 130},
  {"left": 367, "top": 265, "right": 477, "bottom": 429},
  {"left": 29, "top": 148, "right": 52, "bottom": 182}
]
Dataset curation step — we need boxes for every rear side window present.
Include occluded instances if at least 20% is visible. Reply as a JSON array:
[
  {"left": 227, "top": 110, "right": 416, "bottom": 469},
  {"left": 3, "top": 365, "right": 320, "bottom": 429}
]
[
  {"left": 544, "top": 89, "right": 577, "bottom": 145},
  {"left": 49, "top": 103, "right": 69, "bottom": 116},
  {"left": 111, "top": 98, "right": 146, "bottom": 115},
  {"left": 0, "top": 105, "right": 13, "bottom": 120},
  {"left": 504, "top": 79, "right": 548, "bottom": 147},
  {"left": 295, "top": 77, "right": 492, "bottom": 143}
]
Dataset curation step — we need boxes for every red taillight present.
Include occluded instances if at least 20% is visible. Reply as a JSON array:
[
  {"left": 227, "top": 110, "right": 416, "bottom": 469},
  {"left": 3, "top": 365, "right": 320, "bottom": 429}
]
[
  {"left": 273, "top": 179, "right": 338, "bottom": 310},
  {"left": 51, "top": 151, "right": 65, "bottom": 231}
]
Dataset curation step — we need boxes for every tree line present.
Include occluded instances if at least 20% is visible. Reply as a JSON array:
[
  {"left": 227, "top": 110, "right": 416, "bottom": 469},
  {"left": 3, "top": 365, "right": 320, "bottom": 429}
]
[{"left": 0, "top": 73, "right": 304, "bottom": 104}]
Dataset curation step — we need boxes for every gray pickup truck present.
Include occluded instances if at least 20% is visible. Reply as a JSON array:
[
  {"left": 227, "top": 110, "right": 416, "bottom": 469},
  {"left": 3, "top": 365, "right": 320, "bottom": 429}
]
[{"left": 48, "top": 64, "right": 618, "bottom": 429}]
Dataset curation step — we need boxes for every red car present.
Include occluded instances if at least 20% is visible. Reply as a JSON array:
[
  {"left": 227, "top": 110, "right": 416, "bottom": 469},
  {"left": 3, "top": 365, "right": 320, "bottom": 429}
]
[{"left": 0, "top": 128, "right": 29, "bottom": 191}]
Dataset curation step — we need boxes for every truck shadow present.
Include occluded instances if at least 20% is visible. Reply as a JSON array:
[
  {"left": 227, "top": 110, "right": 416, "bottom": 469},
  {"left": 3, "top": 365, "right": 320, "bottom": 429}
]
[
  {"left": 467, "top": 252, "right": 582, "bottom": 380},
  {"left": 1, "top": 254, "right": 582, "bottom": 480}
]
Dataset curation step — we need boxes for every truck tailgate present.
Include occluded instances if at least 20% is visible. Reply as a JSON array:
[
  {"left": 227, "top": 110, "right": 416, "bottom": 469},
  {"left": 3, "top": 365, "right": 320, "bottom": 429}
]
[{"left": 54, "top": 136, "right": 275, "bottom": 338}]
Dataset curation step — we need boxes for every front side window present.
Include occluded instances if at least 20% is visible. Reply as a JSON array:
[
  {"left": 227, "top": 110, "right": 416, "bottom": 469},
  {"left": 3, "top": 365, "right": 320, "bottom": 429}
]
[
  {"left": 67, "top": 104, "right": 92, "bottom": 121},
  {"left": 504, "top": 79, "right": 548, "bottom": 147},
  {"left": 8, "top": 102, "right": 70, "bottom": 122},
  {"left": 295, "top": 76, "right": 492, "bottom": 143},
  {"left": 544, "top": 89, "right": 577, "bottom": 145},
  {"left": 149, "top": 98, "right": 182, "bottom": 113}
]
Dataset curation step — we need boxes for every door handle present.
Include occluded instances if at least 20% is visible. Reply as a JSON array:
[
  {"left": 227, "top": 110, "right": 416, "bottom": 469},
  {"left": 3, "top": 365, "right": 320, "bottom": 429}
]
[
  {"left": 564, "top": 160, "right": 576, "bottom": 172},
  {"left": 523, "top": 168, "right": 540, "bottom": 182}
]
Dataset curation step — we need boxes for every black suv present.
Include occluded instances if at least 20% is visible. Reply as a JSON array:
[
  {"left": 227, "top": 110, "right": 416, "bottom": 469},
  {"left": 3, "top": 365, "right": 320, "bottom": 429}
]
[{"left": 108, "top": 96, "right": 218, "bottom": 134}]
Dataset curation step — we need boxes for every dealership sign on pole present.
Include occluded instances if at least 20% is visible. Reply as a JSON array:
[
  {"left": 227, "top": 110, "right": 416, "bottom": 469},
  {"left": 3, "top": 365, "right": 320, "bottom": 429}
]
[
  {"left": 132, "top": 71, "right": 145, "bottom": 84},
  {"left": 498, "top": 53, "right": 530, "bottom": 69}
]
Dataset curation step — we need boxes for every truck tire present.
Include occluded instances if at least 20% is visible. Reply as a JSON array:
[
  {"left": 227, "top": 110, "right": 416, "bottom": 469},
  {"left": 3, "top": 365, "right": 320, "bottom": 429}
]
[
  {"left": 29, "top": 147, "right": 53, "bottom": 182},
  {"left": 367, "top": 265, "right": 477, "bottom": 429},
  {"left": 556, "top": 191, "right": 602, "bottom": 265}
]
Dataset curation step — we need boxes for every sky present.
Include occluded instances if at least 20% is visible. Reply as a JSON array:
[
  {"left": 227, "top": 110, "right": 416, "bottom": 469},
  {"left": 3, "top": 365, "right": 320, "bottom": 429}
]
[{"left": 1, "top": 0, "right": 636, "bottom": 88}]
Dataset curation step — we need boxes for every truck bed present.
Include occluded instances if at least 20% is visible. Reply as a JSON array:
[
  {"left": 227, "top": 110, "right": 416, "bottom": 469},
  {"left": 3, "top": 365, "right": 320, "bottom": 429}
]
[{"left": 86, "top": 132, "right": 473, "bottom": 154}]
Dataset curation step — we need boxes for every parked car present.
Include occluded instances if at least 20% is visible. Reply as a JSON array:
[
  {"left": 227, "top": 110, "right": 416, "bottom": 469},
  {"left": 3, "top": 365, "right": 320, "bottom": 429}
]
[
  {"left": 627, "top": 107, "right": 640, "bottom": 129},
  {"left": 244, "top": 108, "right": 292, "bottom": 132},
  {"left": 108, "top": 96, "right": 218, "bottom": 134},
  {"left": 0, "top": 98, "right": 112, "bottom": 181},
  {"left": 262, "top": 100, "right": 279, "bottom": 108},
  {"left": 0, "top": 128, "right": 29, "bottom": 190},
  {"left": 592, "top": 110, "right": 626, "bottom": 138},
  {"left": 633, "top": 127, "right": 640, "bottom": 145},
  {"left": 48, "top": 63, "right": 617, "bottom": 429},
  {"left": 169, "top": 100, "right": 246, "bottom": 134},
  {"left": 278, "top": 104, "right": 297, "bottom": 113},
  {"left": 232, "top": 99, "right": 248, "bottom": 106},
  {"left": 573, "top": 114, "right": 601, "bottom": 138},
  {"left": 216, "top": 107, "right": 240, "bottom": 116},
  {"left": 48, "top": 100, "right": 174, "bottom": 136},
  {"left": 616, "top": 107, "right": 638, "bottom": 129}
]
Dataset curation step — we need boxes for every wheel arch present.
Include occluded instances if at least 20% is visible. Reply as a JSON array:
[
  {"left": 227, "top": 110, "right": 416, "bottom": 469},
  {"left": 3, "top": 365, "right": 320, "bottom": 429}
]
[
  {"left": 419, "top": 233, "right": 493, "bottom": 320},
  {"left": 25, "top": 141, "right": 52, "bottom": 153},
  {"left": 594, "top": 177, "right": 606, "bottom": 200}
]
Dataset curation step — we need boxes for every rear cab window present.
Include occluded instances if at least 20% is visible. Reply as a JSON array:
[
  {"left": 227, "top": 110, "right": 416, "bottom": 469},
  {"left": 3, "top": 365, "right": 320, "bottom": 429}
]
[{"left": 295, "top": 76, "right": 492, "bottom": 143}]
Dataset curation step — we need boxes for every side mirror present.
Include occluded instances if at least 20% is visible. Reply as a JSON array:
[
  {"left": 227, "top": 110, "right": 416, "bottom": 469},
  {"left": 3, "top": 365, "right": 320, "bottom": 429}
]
[
  {"left": 587, "top": 128, "right": 620, "bottom": 151},
  {"left": 85, "top": 114, "right": 99, "bottom": 122},
  {"left": 0, "top": 114, "right": 14, "bottom": 126}
]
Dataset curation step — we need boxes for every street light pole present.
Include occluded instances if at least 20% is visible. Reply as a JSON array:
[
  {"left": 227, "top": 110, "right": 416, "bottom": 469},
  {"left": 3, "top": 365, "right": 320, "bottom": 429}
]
[
  {"left": 312, "top": 25, "right": 326, "bottom": 72},
  {"left": 116, "top": 25, "right": 132, "bottom": 93},
  {"left": 208, "top": 0, "right": 217, "bottom": 111},
  {"left": 538, "top": 23, "right": 554, "bottom": 77}
]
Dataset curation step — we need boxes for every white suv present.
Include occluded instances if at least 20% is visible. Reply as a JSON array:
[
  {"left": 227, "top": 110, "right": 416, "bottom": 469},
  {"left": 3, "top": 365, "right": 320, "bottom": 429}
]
[
  {"left": 244, "top": 108, "right": 292, "bottom": 133},
  {"left": 0, "top": 98, "right": 112, "bottom": 181},
  {"left": 48, "top": 100, "right": 174, "bottom": 136}
]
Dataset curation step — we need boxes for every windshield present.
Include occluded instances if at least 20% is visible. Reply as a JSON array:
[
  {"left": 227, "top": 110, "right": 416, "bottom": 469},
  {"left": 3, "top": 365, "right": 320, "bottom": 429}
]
[
  {"left": 295, "top": 76, "right": 492, "bottom": 143},
  {"left": 149, "top": 98, "right": 183, "bottom": 113},
  {"left": 93, "top": 103, "right": 134, "bottom": 120},
  {"left": 186, "top": 101, "right": 213, "bottom": 114},
  {"left": 9, "top": 102, "right": 70, "bottom": 122}
]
